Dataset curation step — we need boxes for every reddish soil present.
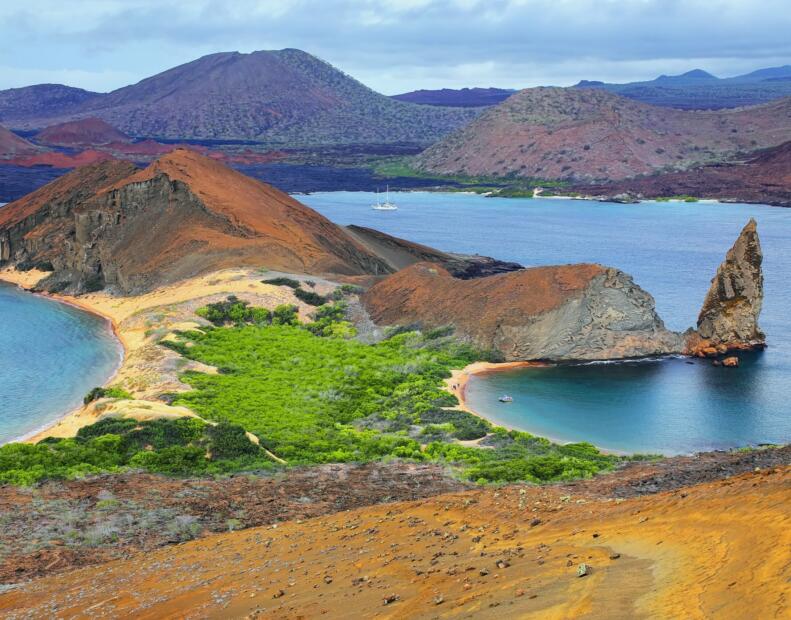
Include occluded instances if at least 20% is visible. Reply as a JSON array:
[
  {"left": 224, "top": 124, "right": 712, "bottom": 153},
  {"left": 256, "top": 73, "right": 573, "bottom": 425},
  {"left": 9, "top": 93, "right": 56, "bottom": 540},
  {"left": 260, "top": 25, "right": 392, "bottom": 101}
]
[
  {"left": 8, "top": 148, "right": 113, "bottom": 168},
  {"left": 0, "top": 448, "right": 787, "bottom": 618},
  {"left": 363, "top": 261, "right": 603, "bottom": 347},
  {"left": 0, "top": 462, "right": 467, "bottom": 584}
]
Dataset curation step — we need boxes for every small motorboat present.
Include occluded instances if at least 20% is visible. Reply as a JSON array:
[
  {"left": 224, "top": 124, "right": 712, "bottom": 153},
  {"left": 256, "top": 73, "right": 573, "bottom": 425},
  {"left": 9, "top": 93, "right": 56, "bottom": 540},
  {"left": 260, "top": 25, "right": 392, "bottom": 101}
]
[{"left": 498, "top": 395, "right": 513, "bottom": 403}]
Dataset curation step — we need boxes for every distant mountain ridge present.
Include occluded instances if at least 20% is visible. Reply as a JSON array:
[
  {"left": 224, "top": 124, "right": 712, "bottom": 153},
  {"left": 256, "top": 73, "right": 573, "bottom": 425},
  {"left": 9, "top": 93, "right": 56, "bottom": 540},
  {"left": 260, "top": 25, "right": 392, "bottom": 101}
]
[
  {"left": 573, "top": 65, "right": 791, "bottom": 109},
  {"left": 0, "top": 49, "right": 479, "bottom": 146},
  {"left": 391, "top": 87, "right": 517, "bottom": 107},
  {"left": 0, "top": 84, "right": 100, "bottom": 124},
  {"left": 415, "top": 87, "right": 791, "bottom": 181}
]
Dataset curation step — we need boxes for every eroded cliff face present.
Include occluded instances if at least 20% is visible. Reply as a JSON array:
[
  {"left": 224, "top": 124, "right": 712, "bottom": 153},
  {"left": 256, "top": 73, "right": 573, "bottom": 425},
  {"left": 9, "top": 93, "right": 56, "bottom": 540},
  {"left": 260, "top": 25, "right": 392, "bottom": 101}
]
[
  {"left": 689, "top": 218, "right": 765, "bottom": 354},
  {"left": 0, "top": 150, "right": 396, "bottom": 294},
  {"left": 363, "top": 220, "right": 765, "bottom": 363},
  {"left": 363, "top": 262, "right": 684, "bottom": 362}
]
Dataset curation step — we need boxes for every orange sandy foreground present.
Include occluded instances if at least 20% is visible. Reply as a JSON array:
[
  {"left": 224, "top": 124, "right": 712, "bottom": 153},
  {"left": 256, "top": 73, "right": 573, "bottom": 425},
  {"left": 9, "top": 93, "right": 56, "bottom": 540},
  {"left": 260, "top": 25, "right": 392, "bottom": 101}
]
[{"left": 1, "top": 466, "right": 788, "bottom": 619}]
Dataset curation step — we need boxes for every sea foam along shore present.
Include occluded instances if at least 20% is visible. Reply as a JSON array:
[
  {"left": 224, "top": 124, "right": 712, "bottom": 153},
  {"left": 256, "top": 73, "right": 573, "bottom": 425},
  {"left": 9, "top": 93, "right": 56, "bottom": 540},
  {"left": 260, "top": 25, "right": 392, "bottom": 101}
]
[{"left": 0, "top": 268, "right": 126, "bottom": 444}]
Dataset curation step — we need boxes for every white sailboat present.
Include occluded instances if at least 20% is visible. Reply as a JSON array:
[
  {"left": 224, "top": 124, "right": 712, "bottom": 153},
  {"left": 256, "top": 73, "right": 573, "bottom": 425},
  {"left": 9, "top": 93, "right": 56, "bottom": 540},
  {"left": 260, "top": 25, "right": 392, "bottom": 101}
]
[{"left": 371, "top": 185, "right": 398, "bottom": 210}]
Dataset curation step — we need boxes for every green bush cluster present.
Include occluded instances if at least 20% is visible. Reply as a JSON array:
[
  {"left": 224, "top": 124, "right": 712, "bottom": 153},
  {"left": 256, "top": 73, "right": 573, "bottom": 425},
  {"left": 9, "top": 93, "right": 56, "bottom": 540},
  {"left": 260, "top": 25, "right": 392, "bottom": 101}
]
[
  {"left": 425, "top": 430, "right": 619, "bottom": 483},
  {"left": 0, "top": 417, "right": 273, "bottom": 485},
  {"left": 83, "top": 386, "right": 133, "bottom": 405},
  {"left": 262, "top": 277, "right": 300, "bottom": 289},
  {"left": 419, "top": 409, "right": 491, "bottom": 440},
  {"left": 294, "top": 287, "right": 327, "bottom": 306},
  {"left": 196, "top": 296, "right": 272, "bottom": 326}
]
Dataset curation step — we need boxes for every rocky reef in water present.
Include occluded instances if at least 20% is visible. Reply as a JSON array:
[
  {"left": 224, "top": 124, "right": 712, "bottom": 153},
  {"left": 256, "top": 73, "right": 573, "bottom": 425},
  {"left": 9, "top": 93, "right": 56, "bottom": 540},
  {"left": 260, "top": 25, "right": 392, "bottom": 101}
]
[{"left": 363, "top": 221, "right": 764, "bottom": 362}]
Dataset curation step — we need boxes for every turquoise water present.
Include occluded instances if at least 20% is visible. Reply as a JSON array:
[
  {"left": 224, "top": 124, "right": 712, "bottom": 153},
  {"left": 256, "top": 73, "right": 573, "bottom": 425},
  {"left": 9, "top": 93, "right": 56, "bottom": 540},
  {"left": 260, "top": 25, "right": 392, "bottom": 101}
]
[
  {"left": 301, "top": 192, "right": 791, "bottom": 454},
  {"left": 0, "top": 283, "right": 121, "bottom": 444}
]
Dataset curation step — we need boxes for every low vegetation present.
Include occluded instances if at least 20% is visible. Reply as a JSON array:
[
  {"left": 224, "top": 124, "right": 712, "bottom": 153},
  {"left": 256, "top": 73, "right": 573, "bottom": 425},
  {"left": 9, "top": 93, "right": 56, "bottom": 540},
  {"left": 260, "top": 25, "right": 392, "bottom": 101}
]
[
  {"left": 0, "top": 296, "right": 633, "bottom": 486},
  {"left": 0, "top": 418, "right": 274, "bottom": 485},
  {"left": 655, "top": 195, "right": 699, "bottom": 202},
  {"left": 372, "top": 157, "right": 566, "bottom": 197},
  {"left": 83, "top": 386, "right": 133, "bottom": 405}
]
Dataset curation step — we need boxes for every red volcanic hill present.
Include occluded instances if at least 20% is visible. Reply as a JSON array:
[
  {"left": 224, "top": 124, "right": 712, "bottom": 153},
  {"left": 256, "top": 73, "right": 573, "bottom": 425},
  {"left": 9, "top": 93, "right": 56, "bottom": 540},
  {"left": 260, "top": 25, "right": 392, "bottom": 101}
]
[
  {"left": 35, "top": 118, "right": 131, "bottom": 146},
  {"left": 0, "top": 125, "right": 40, "bottom": 159},
  {"left": 0, "top": 150, "right": 394, "bottom": 293},
  {"left": 415, "top": 87, "right": 791, "bottom": 181},
  {"left": 1, "top": 49, "right": 478, "bottom": 145}
]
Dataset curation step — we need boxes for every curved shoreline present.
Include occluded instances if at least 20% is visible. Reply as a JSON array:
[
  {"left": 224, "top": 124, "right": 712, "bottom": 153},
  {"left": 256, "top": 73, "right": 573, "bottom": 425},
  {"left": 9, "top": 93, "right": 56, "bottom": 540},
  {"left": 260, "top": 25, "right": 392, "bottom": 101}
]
[
  {"left": 445, "top": 360, "right": 631, "bottom": 454},
  {"left": 0, "top": 273, "right": 127, "bottom": 444}
]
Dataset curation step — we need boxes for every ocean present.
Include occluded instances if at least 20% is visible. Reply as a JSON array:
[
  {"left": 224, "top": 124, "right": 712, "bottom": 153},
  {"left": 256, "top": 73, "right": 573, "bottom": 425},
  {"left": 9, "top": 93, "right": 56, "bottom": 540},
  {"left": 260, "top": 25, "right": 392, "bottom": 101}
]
[
  {"left": 0, "top": 282, "right": 121, "bottom": 444},
  {"left": 301, "top": 192, "right": 791, "bottom": 454}
]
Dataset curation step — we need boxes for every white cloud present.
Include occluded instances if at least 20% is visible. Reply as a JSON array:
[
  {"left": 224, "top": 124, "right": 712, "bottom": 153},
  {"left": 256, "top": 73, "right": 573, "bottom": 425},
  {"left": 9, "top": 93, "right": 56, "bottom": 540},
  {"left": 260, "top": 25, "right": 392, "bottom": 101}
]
[{"left": 0, "top": 0, "right": 789, "bottom": 93}]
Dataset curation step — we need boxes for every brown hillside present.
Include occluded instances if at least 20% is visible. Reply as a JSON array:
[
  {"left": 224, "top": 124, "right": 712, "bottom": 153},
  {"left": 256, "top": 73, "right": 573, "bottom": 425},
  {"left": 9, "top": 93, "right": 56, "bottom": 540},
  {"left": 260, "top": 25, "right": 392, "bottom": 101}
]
[
  {"left": 0, "top": 125, "right": 40, "bottom": 159},
  {"left": 362, "top": 262, "right": 684, "bottom": 361},
  {"left": 0, "top": 149, "right": 393, "bottom": 292},
  {"left": 415, "top": 87, "right": 791, "bottom": 181},
  {"left": 35, "top": 117, "right": 131, "bottom": 146},
  {"left": 0, "top": 158, "right": 136, "bottom": 229},
  {"left": 2, "top": 465, "right": 787, "bottom": 618},
  {"left": 577, "top": 140, "right": 791, "bottom": 206}
]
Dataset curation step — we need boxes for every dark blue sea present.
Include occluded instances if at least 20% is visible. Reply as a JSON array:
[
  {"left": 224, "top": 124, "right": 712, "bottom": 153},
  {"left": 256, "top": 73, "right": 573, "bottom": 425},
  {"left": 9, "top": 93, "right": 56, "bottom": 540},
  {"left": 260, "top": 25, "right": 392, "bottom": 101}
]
[
  {"left": 0, "top": 282, "right": 121, "bottom": 444},
  {"left": 301, "top": 192, "right": 791, "bottom": 454}
]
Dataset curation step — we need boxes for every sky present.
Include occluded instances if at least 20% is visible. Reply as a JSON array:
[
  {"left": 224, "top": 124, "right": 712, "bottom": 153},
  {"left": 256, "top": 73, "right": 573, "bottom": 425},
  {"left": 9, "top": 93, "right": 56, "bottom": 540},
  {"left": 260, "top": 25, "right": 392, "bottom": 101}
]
[{"left": 1, "top": 0, "right": 790, "bottom": 94}]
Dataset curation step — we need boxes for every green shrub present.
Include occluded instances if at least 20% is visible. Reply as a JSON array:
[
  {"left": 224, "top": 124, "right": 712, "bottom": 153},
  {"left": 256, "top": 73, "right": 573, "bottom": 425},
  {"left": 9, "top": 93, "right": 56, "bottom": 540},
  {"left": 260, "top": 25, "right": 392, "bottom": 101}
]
[
  {"left": 196, "top": 296, "right": 271, "bottom": 326},
  {"left": 331, "top": 284, "right": 364, "bottom": 300},
  {"left": 263, "top": 277, "right": 300, "bottom": 289},
  {"left": 206, "top": 421, "right": 260, "bottom": 460},
  {"left": 294, "top": 287, "right": 327, "bottom": 306},
  {"left": 83, "top": 386, "right": 133, "bottom": 405},
  {"left": 272, "top": 304, "right": 299, "bottom": 326}
]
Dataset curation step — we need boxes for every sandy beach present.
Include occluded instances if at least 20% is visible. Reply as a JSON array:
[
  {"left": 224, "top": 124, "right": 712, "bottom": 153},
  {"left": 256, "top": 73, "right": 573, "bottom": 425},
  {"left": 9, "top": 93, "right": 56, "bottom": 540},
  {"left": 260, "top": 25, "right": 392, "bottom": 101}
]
[
  {"left": 443, "top": 360, "right": 547, "bottom": 434},
  {"left": 0, "top": 266, "right": 328, "bottom": 443}
]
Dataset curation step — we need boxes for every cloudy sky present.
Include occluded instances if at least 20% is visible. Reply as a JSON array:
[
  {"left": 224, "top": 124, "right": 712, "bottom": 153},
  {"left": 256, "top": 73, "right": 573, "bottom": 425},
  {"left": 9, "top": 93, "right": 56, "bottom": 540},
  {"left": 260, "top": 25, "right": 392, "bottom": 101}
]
[{"left": 1, "top": 0, "right": 790, "bottom": 94}]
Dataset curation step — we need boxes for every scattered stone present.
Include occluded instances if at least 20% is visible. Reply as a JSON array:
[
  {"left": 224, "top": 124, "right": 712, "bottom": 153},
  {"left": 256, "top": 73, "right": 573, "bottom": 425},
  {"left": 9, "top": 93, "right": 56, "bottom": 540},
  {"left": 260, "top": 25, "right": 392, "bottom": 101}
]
[
  {"left": 323, "top": 576, "right": 333, "bottom": 584},
  {"left": 479, "top": 568, "right": 490, "bottom": 576},
  {"left": 592, "top": 533, "right": 600, "bottom": 538},
  {"left": 273, "top": 589, "right": 286, "bottom": 599},
  {"left": 383, "top": 594, "right": 399, "bottom": 606},
  {"left": 434, "top": 594, "right": 444, "bottom": 605},
  {"left": 577, "top": 563, "right": 591, "bottom": 577},
  {"left": 529, "top": 518, "right": 541, "bottom": 527},
  {"left": 609, "top": 553, "right": 621, "bottom": 560},
  {"left": 496, "top": 560, "right": 511, "bottom": 569}
]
